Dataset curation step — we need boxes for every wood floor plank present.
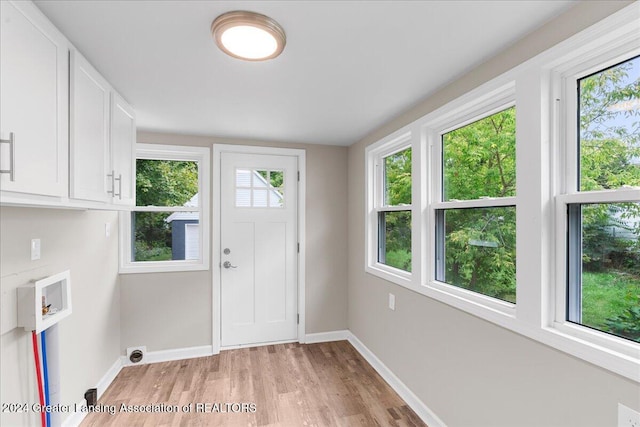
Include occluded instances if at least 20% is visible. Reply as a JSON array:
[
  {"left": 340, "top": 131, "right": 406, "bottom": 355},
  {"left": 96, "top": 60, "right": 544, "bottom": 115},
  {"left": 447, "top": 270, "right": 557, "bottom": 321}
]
[{"left": 81, "top": 341, "right": 426, "bottom": 427}]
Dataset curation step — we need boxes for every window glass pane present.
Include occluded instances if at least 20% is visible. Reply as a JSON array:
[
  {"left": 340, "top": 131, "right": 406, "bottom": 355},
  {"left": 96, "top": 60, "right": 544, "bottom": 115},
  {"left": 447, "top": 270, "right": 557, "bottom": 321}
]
[
  {"left": 236, "top": 169, "right": 251, "bottom": 187},
  {"left": 437, "top": 206, "right": 516, "bottom": 303},
  {"left": 579, "top": 56, "right": 640, "bottom": 191},
  {"left": 384, "top": 148, "right": 412, "bottom": 206},
  {"left": 569, "top": 202, "right": 640, "bottom": 342},
  {"left": 270, "top": 170, "right": 284, "bottom": 188},
  {"left": 270, "top": 188, "right": 284, "bottom": 208},
  {"left": 378, "top": 211, "right": 411, "bottom": 271},
  {"left": 136, "top": 159, "right": 198, "bottom": 207},
  {"left": 235, "top": 189, "right": 251, "bottom": 207},
  {"left": 254, "top": 170, "right": 269, "bottom": 187},
  {"left": 132, "top": 212, "right": 200, "bottom": 261},
  {"left": 442, "top": 107, "right": 516, "bottom": 201},
  {"left": 253, "top": 189, "right": 268, "bottom": 207}
]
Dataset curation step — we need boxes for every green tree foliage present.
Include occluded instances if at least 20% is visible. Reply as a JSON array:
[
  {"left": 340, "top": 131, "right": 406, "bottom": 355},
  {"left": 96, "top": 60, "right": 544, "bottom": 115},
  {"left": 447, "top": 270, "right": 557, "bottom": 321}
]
[
  {"left": 134, "top": 160, "right": 198, "bottom": 261},
  {"left": 136, "top": 160, "right": 198, "bottom": 206},
  {"left": 382, "top": 149, "right": 412, "bottom": 271},
  {"left": 579, "top": 58, "right": 640, "bottom": 278},
  {"left": 385, "top": 149, "right": 412, "bottom": 205},
  {"left": 443, "top": 107, "right": 516, "bottom": 200}
]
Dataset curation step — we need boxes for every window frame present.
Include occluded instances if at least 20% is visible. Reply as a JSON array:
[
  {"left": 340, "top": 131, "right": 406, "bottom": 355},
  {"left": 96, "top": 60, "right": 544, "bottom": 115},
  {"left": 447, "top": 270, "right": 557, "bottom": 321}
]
[
  {"left": 553, "top": 46, "right": 640, "bottom": 359},
  {"left": 429, "top": 93, "right": 517, "bottom": 313},
  {"left": 119, "top": 143, "right": 210, "bottom": 274},
  {"left": 365, "top": 130, "right": 419, "bottom": 287}
]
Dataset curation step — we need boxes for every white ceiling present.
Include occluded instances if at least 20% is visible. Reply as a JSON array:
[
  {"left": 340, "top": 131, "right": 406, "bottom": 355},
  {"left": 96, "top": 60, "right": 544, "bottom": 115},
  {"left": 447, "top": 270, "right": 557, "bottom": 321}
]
[{"left": 35, "top": 0, "right": 575, "bottom": 146}]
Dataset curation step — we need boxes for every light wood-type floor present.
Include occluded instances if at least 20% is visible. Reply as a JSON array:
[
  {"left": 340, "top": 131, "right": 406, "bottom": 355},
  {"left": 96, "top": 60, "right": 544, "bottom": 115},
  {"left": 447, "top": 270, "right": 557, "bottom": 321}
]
[{"left": 81, "top": 340, "right": 426, "bottom": 427}]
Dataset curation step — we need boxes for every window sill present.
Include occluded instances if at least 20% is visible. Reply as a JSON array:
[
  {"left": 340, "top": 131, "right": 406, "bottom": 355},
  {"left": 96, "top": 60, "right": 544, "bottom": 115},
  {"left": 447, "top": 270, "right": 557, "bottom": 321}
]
[
  {"left": 425, "top": 280, "right": 516, "bottom": 318},
  {"left": 119, "top": 261, "right": 209, "bottom": 275},
  {"left": 365, "top": 263, "right": 413, "bottom": 288}
]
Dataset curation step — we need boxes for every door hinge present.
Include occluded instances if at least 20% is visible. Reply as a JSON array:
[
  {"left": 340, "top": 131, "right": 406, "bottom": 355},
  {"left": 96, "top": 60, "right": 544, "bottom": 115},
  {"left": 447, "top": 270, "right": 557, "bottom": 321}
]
[
  {"left": 297, "top": 313, "right": 299, "bottom": 324},
  {"left": 297, "top": 242, "right": 300, "bottom": 253},
  {"left": 297, "top": 171, "right": 300, "bottom": 181}
]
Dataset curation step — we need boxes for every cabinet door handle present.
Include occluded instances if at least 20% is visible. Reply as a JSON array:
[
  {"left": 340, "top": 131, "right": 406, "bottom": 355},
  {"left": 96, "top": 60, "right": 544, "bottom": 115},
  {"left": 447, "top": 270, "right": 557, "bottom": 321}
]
[
  {"left": 0, "top": 132, "right": 15, "bottom": 181},
  {"left": 107, "top": 170, "right": 115, "bottom": 196},
  {"left": 114, "top": 173, "right": 122, "bottom": 200}
]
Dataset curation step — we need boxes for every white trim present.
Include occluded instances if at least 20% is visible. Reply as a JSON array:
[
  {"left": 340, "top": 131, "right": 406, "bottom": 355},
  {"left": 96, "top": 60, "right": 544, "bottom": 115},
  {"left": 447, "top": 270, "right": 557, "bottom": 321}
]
[
  {"left": 304, "top": 330, "right": 350, "bottom": 344},
  {"left": 97, "top": 357, "right": 123, "bottom": 397},
  {"left": 122, "top": 345, "right": 214, "bottom": 366},
  {"left": 347, "top": 332, "right": 447, "bottom": 427},
  {"left": 61, "top": 357, "right": 123, "bottom": 427},
  {"left": 365, "top": 125, "right": 417, "bottom": 288},
  {"left": 61, "top": 399, "right": 88, "bottom": 427},
  {"left": 432, "top": 197, "right": 516, "bottom": 210},
  {"left": 221, "top": 339, "right": 298, "bottom": 351},
  {"left": 557, "top": 189, "right": 640, "bottom": 205},
  {"left": 119, "top": 143, "right": 210, "bottom": 274},
  {"left": 212, "top": 143, "right": 306, "bottom": 353}
]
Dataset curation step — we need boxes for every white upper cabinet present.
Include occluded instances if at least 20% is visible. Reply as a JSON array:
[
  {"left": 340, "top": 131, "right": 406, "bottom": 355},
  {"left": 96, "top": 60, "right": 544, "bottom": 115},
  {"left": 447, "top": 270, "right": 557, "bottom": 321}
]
[
  {"left": 110, "top": 93, "right": 136, "bottom": 207},
  {"left": 69, "top": 51, "right": 111, "bottom": 203},
  {"left": 0, "top": 1, "right": 68, "bottom": 199},
  {"left": 69, "top": 51, "right": 136, "bottom": 208}
]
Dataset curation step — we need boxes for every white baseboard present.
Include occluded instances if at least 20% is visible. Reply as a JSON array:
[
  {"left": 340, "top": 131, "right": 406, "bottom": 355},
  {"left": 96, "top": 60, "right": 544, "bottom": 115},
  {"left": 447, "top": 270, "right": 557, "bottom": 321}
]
[
  {"left": 221, "top": 339, "right": 298, "bottom": 351},
  {"left": 62, "top": 356, "right": 123, "bottom": 427},
  {"left": 61, "top": 398, "right": 87, "bottom": 427},
  {"left": 304, "top": 330, "right": 350, "bottom": 344},
  {"left": 121, "top": 344, "right": 213, "bottom": 366},
  {"left": 347, "top": 332, "right": 446, "bottom": 427},
  {"left": 97, "top": 357, "right": 123, "bottom": 397}
]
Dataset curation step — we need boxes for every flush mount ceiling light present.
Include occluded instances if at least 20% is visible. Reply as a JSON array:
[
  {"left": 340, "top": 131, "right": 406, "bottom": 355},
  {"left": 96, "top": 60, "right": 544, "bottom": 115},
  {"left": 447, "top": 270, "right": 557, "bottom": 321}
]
[{"left": 211, "top": 11, "right": 286, "bottom": 61}]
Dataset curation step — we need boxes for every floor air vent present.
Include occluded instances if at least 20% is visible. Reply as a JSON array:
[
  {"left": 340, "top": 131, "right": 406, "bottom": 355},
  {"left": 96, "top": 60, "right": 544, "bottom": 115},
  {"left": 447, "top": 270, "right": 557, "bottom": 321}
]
[{"left": 126, "top": 346, "right": 146, "bottom": 364}]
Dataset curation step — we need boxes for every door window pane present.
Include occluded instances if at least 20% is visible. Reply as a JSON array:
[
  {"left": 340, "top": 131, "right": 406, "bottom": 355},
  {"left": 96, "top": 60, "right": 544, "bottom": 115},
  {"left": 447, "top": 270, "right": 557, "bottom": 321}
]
[
  {"left": 235, "top": 168, "right": 285, "bottom": 208},
  {"left": 253, "top": 189, "right": 268, "bottom": 207},
  {"left": 236, "top": 169, "right": 251, "bottom": 187}
]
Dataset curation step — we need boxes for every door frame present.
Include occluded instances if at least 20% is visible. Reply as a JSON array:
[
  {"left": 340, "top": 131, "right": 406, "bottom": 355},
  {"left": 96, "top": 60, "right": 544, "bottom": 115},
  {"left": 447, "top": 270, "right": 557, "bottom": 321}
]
[{"left": 212, "top": 144, "right": 306, "bottom": 353}]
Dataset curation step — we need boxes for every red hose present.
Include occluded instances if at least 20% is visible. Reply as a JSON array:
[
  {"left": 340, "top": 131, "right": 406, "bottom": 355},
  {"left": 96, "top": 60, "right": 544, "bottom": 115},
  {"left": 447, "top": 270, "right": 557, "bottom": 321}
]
[{"left": 32, "top": 331, "right": 46, "bottom": 427}]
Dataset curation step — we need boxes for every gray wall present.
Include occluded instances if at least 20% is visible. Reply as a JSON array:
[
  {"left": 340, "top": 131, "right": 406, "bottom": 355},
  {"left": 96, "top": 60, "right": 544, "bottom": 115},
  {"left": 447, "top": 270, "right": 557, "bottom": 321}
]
[
  {"left": 120, "top": 132, "right": 349, "bottom": 352},
  {"left": 0, "top": 208, "right": 120, "bottom": 426},
  {"left": 347, "top": 2, "right": 639, "bottom": 427}
]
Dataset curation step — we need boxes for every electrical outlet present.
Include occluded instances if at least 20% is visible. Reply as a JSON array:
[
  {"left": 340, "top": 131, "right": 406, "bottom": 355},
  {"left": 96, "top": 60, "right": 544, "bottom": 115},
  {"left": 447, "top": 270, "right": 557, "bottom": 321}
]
[
  {"left": 388, "top": 293, "right": 395, "bottom": 311},
  {"left": 619, "top": 403, "right": 640, "bottom": 427},
  {"left": 31, "top": 239, "right": 41, "bottom": 261}
]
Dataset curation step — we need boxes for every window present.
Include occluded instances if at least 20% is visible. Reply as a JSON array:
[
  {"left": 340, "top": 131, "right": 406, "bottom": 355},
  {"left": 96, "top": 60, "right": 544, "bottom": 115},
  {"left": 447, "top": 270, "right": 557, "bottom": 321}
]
[
  {"left": 119, "top": 144, "right": 210, "bottom": 273},
  {"left": 563, "top": 56, "right": 640, "bottom": 343},
  {"left": 363, "top": 4, "right": 639, "bottom": 381},
  {"left": 435, "top": 106, "right": 517, "bottom": 304},
  {"left": 235, "top": 169, "right": 284, "bottom": 208},
  {"left": 366, "top": 133, "right": 414, "bottom": 284}
]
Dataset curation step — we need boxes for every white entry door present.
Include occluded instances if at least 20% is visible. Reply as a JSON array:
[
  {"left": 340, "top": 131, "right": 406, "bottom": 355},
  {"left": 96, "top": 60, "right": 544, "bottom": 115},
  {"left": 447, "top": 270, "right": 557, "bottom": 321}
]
[{"left": 220, "top": 152, "right": 298, "bottom": 346}]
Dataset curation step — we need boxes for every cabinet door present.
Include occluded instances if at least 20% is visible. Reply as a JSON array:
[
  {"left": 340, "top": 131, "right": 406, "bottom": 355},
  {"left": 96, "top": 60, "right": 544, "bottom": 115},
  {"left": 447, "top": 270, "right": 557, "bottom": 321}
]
[
  {"left": 0, "top": 1, "right": 68, "bottom": 197},
  {"left": 69, "top": 51, "right": 111, "bottom": 203},
  {"left": 110, "top": 93, "right": 136, "bottom": 206}
]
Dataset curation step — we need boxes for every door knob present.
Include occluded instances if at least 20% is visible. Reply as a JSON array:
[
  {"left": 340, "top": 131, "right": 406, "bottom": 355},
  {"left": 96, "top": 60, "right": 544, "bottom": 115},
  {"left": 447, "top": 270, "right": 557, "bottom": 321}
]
[{"left": 223, "top": 261, "right": 237, "bottom": 269}]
